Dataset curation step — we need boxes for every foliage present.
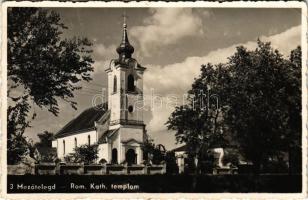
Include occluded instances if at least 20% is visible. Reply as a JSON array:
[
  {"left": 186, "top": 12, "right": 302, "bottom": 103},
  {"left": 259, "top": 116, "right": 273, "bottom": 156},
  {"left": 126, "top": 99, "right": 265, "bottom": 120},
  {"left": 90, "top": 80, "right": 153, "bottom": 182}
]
[
  {"left": 70, "top": 144, "right": 99, "bottom": 164},
  {"left": 35, "top": 131, "right": 54, "bottom": 148},
  {"left": 142, "top": 138, "right": 165, "bottom": 165},
  {"left": 167, "top": 40, "right": 301, "bottom": 174},
  {"left": 63, "top": 154, "right": 76, "bottom": 163},
  {"left": 7, "top": 7, "right": 94, "bottom": 164},
  {"left": 40, "top": 153, "right": 57, "bottom": 163},
  {"left": 99, "top": 158, "right": 107, "bottom": 164},
  {"left": 166, "top": 63, "right": 228, "bottom": 173},
  {"left": 7, "top": 133, "right": 30, "bottom": 164},
  {"left": 223, "top": 41, "right": 301, "bottom": 173}
]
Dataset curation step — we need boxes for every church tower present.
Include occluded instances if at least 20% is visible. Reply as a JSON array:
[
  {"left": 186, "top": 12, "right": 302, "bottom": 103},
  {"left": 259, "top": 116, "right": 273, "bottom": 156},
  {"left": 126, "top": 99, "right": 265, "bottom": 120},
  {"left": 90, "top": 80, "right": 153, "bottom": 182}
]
[{"left": 105, "top": 15, "right": 146, "bottom": 165}]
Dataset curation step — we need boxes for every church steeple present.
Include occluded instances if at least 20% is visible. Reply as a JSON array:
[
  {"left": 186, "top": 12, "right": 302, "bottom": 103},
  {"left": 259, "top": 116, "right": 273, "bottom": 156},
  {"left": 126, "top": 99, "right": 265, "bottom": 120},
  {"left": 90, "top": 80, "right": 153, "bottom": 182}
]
[{"left": 116, "top": 14, "right": 134, "bottom": 60}]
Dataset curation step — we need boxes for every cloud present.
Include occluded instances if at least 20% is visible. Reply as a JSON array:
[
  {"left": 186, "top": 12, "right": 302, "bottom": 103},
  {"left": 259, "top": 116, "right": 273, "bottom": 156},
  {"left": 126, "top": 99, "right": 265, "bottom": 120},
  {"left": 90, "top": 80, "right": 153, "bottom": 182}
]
[
  {"left": 92, "top": 43, "right": 118, "bottom": 74},
  {"left": 144, "top": 25, "right": 301, "bottom": 97},
  {"left": 94, "top": 43, "right": 117, "bottom": 59},
  {"left": 260, "top": 25, "right": 301, "bottom": 56},
  {"left": 143, "top": 25, "right": 301, "bottom": 149},
  {"left": 131, "top": 8, "right": 204, "bottom": 56}
]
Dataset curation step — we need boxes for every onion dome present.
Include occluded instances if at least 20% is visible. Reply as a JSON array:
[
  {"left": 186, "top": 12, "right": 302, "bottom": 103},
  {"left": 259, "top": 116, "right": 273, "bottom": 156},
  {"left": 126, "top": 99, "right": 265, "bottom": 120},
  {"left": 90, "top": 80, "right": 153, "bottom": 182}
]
[{"left": 116, "top": 17, "right": 134, "bottom": 59}]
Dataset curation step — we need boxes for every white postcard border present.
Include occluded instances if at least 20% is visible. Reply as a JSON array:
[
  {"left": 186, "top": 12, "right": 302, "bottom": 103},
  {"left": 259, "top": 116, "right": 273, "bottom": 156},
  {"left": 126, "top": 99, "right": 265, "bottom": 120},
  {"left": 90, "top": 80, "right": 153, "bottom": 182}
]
[{"left": 1, "top": 1, "right": 307, "bottom": 199}]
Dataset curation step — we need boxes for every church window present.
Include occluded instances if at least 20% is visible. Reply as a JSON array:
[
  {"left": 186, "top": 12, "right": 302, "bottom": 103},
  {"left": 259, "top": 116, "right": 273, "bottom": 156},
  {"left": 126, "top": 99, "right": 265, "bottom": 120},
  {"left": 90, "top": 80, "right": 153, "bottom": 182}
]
[
  {"left": 88, "top": 135, "right": 91, "bottom": 146},
  {"left": 113, "top": 75, "right": 117, "bottom": 93},
  {"left": 128, "top": 105, "right": 133, "bottom": 113},
  {"left": 63, "top": 140, "right": 65, "bottom": 155},
  {"left": 112, "top": 148, "right": 118, "bottom": 164},
  {"left": 74, "top": 138, "right": 77, "bottom": 148},
  {"left": 127, "top": 74, "right": 135, "bottom": 92}
]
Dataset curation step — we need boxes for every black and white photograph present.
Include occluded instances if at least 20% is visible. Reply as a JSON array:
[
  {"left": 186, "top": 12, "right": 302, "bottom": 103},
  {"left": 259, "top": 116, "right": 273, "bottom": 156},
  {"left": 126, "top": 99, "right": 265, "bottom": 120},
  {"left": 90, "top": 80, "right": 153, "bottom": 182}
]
[{"left": 2, "top": 1, "right": 307, "bottom": 197}]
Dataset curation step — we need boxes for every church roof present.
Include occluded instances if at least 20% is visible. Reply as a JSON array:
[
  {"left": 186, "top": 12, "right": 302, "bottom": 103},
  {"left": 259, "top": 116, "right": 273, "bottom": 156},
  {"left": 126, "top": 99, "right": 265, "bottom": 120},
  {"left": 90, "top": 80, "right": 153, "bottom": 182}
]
[
  {"left": 116, "top": 15, "right": 134, "bottom": 59},
  {"left": 98, "top": 128, "right": 119, "bottom": 144},
  {"left": 54, "top": 104, "right": 107, "bottom": 139}
]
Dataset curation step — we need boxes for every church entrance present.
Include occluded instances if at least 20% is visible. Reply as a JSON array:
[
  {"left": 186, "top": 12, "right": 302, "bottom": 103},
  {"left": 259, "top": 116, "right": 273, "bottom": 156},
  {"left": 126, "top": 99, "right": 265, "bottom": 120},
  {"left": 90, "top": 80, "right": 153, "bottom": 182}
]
[
  {"left": 111, "top": 148, "right": 118, "bottom": 164},
  {"left": 126, "top": 149, "right": 137, "bottom": 166}
]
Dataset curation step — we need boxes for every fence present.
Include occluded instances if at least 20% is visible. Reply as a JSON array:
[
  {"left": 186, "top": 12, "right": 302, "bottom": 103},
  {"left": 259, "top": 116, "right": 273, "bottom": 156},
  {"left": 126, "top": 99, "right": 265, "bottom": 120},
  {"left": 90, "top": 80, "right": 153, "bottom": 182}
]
[{"left": 35, "top": 163, "right": 166, "bottom": 175}]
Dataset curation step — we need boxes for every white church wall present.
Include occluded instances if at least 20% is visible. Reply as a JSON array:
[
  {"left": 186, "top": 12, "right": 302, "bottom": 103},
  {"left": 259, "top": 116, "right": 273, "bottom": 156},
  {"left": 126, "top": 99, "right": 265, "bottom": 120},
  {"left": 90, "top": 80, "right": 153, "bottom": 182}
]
[
  {"left": 120, "top": 126, "right": 144, "bottom": 142},
  {"left": 135, "top": 70, "right": 144, "bottom": 95},
  {"left": 109, "top": 130, "right": 121, "bottom": 163},
  {"left": 126, "top": 94, "right": 143, "bottom": 122},
  {"left": 107, "top": 72, "right": 112, "bottom": 111},
  {"left": 98, "top": 143, "right": 109, "bottom": 162},
  {"left": 109, "top": 67, "right": 122, "bottom": 122},
  {"left": 55, "top": 130, "right": 97, "bottom": 159}
]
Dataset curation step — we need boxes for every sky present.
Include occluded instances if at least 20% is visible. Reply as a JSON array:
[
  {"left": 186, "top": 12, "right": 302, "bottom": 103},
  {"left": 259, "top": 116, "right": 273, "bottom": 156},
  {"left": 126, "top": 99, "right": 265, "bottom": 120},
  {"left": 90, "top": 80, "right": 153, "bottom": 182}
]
[{"left": 23, "top": 7, "right": 302, "bottom": 150}]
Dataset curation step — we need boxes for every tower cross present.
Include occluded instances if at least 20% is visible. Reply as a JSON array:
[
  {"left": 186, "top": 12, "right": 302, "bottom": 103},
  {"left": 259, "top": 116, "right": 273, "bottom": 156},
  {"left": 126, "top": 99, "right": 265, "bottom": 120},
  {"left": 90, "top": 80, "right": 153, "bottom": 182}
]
[{"left": 122, "top": 11, "right": 128, "bottom": 27}]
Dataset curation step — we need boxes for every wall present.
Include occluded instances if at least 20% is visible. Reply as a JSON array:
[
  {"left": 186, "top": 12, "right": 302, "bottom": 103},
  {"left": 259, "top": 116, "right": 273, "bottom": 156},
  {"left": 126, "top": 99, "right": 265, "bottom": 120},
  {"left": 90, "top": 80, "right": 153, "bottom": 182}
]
[
  {"left": 98, "top": 143, "right": 109, "bottom": 162},
  {"left": 54, "top": 130, "right": 97, "bottom": 159},
  {"left": 120, "top": 125, "right": 144, "bottom": 142}
]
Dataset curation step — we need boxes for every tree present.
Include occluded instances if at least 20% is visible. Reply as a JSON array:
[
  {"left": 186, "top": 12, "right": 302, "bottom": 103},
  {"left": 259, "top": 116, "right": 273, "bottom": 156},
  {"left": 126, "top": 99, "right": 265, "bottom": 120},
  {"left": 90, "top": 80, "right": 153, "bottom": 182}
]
[
  {"left": 142, "top": 138, "right": 166, "bottom": 165},
  {"left": 283, "top": 46, "right": 301, "bottom": 174},
  {"left": 35, "top": 131, "right": 54, "bottom": 148},
  {"left": 223, "top": 41, "right": 301, "bottom": 173},
  {"left": 167, "top": 40, "right": 301, "bottom": 175},
  {"left": 7, "top": 8, "right": 94, "bottom": 163},
  {"left": 70, "top": 144, "right": 99, "bottom": 164},
  {"left": 166, "top": 63, "right": 228, "bottom": 175},
  {"left": 7, "top": 133, "right": 30, "bottom": 165}
]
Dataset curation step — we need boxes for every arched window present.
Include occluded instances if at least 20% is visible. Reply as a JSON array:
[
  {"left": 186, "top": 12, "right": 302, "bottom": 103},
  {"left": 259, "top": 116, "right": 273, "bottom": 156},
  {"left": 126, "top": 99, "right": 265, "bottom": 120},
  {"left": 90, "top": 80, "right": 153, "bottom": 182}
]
[
  {"left": 74, "top": 138, "right": 77, "bottom": 148},
  {"left": 127, "top": 74, "right": 135, "bottom": 92},
  {"left": 63, "top": 140, "right": 65, "bottom": 155},
  {"left": 88, "top": 135, "right": 90, "bottom": 146},
  {"left": 113, "top": 75, "right": 117, "bottom": 93}
]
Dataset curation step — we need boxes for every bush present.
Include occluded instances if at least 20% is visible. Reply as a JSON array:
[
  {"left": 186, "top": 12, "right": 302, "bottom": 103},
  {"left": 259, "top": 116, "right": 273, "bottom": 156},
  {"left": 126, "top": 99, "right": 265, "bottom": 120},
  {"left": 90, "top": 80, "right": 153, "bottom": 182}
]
[
  {"left": 63, "top": 154, "right": 80, "bottom": 163},
  {"left": 99, "top": 158, "right": 107, "bottom": 164},
  {"left": 70, "top": 144, "right": 99, "bottom": 164}
]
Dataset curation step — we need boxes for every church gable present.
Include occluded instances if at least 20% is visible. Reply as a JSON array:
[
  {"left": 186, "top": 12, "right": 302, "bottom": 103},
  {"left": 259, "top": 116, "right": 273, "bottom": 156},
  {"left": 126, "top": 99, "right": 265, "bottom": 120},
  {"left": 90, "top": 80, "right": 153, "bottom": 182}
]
[{"left": 122, "top": 138, "right": 143, "bottom": 145}]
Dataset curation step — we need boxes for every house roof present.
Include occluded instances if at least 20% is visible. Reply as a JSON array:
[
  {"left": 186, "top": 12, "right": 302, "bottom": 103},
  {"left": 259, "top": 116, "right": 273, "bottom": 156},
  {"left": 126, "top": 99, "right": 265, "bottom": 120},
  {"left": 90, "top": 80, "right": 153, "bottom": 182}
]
[
  {"left": 54, "top": 103, "right": 108, "bottom": 138},
  {"left": 172, "top": 145, "right": 187, "bottom": 152},
  {"left": 171, "top": 144, "right": 239, "bottom": 152}
]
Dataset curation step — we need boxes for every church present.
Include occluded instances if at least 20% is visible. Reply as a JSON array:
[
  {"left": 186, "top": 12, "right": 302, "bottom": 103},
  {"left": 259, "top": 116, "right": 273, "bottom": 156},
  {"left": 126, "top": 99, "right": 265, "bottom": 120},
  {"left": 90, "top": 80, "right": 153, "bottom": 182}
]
[{"left": 52, "top": 18, "right": 147, "bottom": 165}]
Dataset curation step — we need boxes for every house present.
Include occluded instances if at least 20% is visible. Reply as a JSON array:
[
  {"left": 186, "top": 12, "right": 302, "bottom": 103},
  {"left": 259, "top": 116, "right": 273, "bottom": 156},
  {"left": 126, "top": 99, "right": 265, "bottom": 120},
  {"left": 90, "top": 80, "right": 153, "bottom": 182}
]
[
  {"left": 172, "top": 145, "right": 188, "bottom": 174},
  {"left": 52, "top": 17, "right": 147, "bottom": 165},
  {"left": 172, "top": 144, "right": 242, "bottom": 174}
]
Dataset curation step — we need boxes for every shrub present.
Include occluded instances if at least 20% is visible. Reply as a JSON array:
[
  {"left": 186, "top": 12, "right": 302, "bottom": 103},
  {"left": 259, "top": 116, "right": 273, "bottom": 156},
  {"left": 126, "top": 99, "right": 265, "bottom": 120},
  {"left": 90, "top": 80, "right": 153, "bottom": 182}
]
[
  {"left": 71, "top": 144, "right": 99, "bottom": 164},
  {"left": 99, "top": 158, "right": 107, "bottom": 164}
]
